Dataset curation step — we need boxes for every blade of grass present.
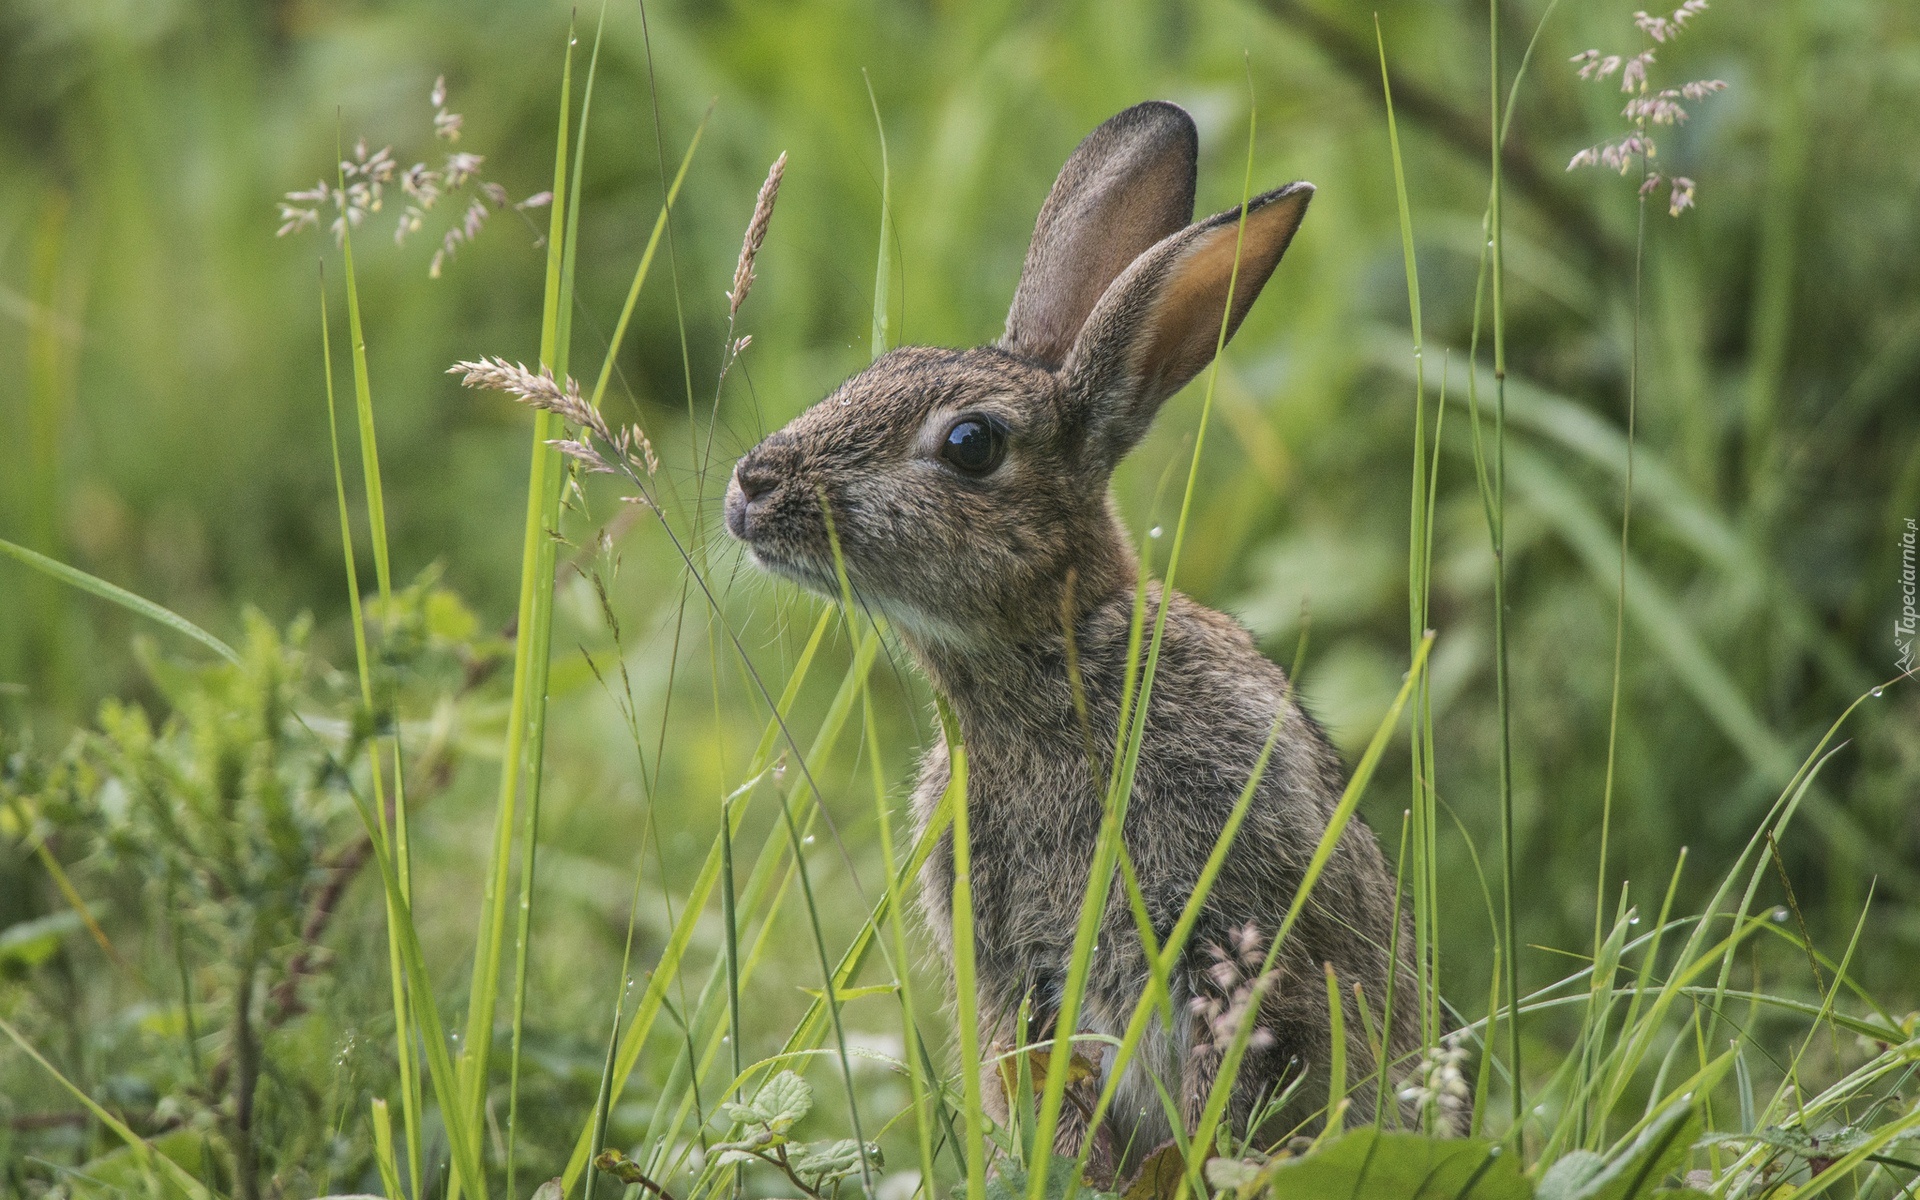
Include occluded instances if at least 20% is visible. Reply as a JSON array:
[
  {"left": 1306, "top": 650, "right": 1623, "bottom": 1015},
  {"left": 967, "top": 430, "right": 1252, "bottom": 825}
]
[
  {"left": 372, "top": 1099, "right": 405, "bottom": 1200},
  {"left": 1324, "top": 963, "right": 1348, "bottom": 1130},
  {"left": 938, "top": 695, "right": 986, "bottom": 1200},
  {"left": 461, "top": 13, "right": 576, "bottom": 1165},
  {"left": 1487, "top": 0, "right": 1522, "bottom": 1134},
  {"left": 319, "top": 263, "right": 424, "bottom": 1198},
  {"left": 505, "top": 11, "right": 606, "bottom": 1193},
  {"left": 1375, "top": 13, "right": 1441, "bottom": 1056},
  {"left": 338, "top": 767, "right": 490, "bottom": 1200},
  {"left": 864, "top": 69, "right": 892, "bottom": 360},
  {"left": 0, "top": 537, "right": 238, "bottom": 665},
  {"left": 586, "top": 106, "right": 708, "bottom": 415},
  {"left": 0, "top": 1013, "right": 219, "bottom": 1200}
]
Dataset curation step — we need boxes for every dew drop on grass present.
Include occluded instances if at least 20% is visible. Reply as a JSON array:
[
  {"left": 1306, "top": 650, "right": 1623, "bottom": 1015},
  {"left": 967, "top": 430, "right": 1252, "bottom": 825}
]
[
  {"left": 1149, "top": 526, "right": 1163, "bottom": 539},
  {"left": 1629, "top": 915, "right": 1641, "bottom": 925},
  {"left": 1772, "top": 907, "right": 1791, "bottom": 922},
  {"left": 803, "top": 835, "right": 815, "bottom": 845},
  {"left": 1871, "top": 686, "right": 1884, "bottom": 697}
]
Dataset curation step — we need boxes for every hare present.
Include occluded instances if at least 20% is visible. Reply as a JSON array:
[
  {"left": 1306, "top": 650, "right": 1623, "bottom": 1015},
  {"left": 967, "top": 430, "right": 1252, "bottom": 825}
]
[{"left": 724, "top": 101, "right": 1422, "bottom": 1173}]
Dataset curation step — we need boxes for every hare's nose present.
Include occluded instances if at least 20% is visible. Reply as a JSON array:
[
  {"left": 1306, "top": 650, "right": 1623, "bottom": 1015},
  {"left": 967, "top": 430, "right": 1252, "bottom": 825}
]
[
  {"left": 726, "top": 451, "right": 783, "bottom": 541},
  {"left": 734, "top": 456, "right": 778, "bottom": 503}
]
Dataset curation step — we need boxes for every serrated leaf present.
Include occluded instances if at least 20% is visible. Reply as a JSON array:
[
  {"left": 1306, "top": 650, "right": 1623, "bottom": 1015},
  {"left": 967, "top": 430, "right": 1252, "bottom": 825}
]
[
  {"left": 987, "top": 1156, "right": 1111, "bottom": 1200},
  {"left": 753, "top": 1069, "right": 814, "bottom": 1132},
  {"left": 789, "top": 1138, "right": 881, "bottom": 1185}
]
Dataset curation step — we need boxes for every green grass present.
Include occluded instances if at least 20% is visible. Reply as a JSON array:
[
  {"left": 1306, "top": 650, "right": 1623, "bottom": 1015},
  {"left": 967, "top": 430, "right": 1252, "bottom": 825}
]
[{"left": 3, "top": 1, "right": 1919, "bottom": 1198}]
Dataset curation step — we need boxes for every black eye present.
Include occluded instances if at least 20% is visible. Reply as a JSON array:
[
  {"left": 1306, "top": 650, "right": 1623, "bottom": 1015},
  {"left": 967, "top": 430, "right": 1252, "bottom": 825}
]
[{"left": 940, "top": 417, "right": 1005, "bottom": 476}]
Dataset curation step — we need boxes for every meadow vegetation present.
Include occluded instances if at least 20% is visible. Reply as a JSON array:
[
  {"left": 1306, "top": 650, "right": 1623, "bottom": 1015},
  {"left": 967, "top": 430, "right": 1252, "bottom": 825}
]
[{"left": 2, "top": 1, "right": 1918, "bottom": 1197}]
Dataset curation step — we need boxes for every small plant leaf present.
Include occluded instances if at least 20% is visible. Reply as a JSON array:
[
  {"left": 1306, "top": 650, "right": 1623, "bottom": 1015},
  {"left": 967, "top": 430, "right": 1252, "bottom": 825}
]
[
  {"left": 723, "top": 1069, "right": 815, "bottom": 1135},
  {"left": 986, "top": 1155, "right": 1112, "bottom": 1200},
  {"left": 0, "top": 911, "right": 85, "bottom": 971},
  {"left": 1203, "top": 1156, "right": 1262, "bottom": 1194},
  {"left": 1537, "top": 1151, "right": 1608, "bottom": 1200},
  {"left": 789, "top": 1138, "right": 883, "bottom": 1187}
]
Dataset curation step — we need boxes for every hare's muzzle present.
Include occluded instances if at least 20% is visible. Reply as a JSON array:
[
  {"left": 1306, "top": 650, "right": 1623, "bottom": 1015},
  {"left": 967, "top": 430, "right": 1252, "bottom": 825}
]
[{"left": 724, "top": 449, "right": 781, "bottom": 542}]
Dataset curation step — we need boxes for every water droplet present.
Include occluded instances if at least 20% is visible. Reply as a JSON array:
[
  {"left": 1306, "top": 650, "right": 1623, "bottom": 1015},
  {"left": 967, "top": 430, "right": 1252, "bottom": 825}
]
[
  {"left": 804, "top": 835, "right": 816, "bottom": 845},
  {"left": 722, "top": 1035, "right": 731, "bottom": 1044},
  {"left": 1629, "top": 915, "right": 1641, "bottom": 925},
  {"left": 1148, "top": 526, "right": 1163, "bottom": 539},
  {"left": 1772, "top": 907, "right": 1790, "bottom": 923},
  {"left": 1533, "top": 1105, "right": 1547, "bottom": 1117},
  {"left": 1871, "top": 686, "right": 1884, "bottom": 697}
]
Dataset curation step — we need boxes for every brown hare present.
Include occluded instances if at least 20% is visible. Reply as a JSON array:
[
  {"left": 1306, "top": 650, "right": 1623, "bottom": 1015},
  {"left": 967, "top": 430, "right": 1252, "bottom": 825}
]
[{"left": 724, "top": 101, "right": 1420, "bottom": 1174}]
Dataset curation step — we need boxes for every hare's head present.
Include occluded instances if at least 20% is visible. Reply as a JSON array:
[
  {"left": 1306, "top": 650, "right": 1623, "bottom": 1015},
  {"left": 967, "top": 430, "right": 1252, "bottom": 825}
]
[{"left": 725, "top": 101, "right": 1310, "bottom": 645}]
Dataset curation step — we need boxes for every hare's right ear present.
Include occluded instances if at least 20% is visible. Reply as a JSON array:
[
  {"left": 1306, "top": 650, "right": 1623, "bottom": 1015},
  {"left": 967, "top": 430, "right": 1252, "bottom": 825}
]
[
  {"left": 1064, "top": 183, "right": 1312, "bottom": 470},
  {"left": 1000, "top": 101, "right": 1198, "bottom": 369}
]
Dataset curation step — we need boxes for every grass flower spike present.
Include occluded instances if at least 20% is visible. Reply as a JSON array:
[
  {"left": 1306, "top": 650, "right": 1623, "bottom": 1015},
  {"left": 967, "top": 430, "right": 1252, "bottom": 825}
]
[{"left": 1567, "top": 0, "right": 1727, "bottom": 215}]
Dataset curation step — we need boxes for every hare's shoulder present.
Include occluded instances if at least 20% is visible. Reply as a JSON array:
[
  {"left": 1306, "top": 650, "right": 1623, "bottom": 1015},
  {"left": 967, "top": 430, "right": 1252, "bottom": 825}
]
[
  {"left": 1137, "top": 588, "right": 1347, "bottom": 812},
  {"left": 1149, "top": 588, "right": 1295, "bottom": 707}
]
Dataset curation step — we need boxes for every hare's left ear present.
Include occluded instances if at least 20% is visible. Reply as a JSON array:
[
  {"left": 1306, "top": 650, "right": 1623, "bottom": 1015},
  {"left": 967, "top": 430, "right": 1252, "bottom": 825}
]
[
  {"left": 1065, "top": 182, "right": 1312, "bottom": 469},
  {"left": 1001, "top": 102, "right": 1199, "bottom": 369}
]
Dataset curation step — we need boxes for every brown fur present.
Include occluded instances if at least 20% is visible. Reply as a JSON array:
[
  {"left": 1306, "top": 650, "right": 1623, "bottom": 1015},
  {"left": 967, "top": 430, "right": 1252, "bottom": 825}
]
[{"left": 725, "top": 102, "right": 1423, "bottom": 1171}]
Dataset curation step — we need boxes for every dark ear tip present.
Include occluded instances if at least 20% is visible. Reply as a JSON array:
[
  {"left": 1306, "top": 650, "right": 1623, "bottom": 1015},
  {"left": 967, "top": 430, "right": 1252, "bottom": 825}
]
[
  {"left": 1193, "top": 182, "right": 1315, "bottom": 232},
  {"left": 1255, "top": 181, "right": 1316, "bottom": 208},
  {"left": 1105, "top": 100, "right": 1199, "bottom": 150}
]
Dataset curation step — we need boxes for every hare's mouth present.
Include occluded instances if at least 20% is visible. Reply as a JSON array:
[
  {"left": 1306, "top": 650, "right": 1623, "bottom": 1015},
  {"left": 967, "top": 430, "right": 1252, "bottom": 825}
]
[{"left": 743, "top": 543, "right": 839, "bottom": 596}]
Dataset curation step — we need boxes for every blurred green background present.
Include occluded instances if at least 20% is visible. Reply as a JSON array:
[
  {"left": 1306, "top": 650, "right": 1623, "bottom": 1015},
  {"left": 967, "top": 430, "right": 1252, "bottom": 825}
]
[{"left": 3, "top": 0, "right": 1918, "bottom": 1191}]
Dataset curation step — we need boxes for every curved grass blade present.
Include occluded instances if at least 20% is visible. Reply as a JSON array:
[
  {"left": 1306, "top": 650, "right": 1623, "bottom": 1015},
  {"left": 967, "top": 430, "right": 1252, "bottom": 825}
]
[
  {"left": 0, "top": 537, "right": 238, "bottom": 665},
  {"left": 0, "top": 1014, "right": 219, "bottom": 1200}
]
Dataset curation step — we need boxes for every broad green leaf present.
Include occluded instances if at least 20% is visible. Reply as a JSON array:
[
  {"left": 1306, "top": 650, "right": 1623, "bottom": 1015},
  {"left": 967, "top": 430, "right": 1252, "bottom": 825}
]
[
  {"left": 1566, "top": 1105, "right": 1701, "bottom": 1200},
  {"left": 1260, "top": 1129, "right": 1530, "bottom": 1200},
  {"left": 1536, "top": 1151, "right": 1606, "bottom": 1200}
]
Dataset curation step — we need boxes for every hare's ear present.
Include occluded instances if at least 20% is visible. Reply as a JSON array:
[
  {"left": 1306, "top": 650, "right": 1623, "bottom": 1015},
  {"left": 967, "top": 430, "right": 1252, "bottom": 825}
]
[
  {"left": 1000, "top": 102, "right": 1198, "bottom": 369},
  {"left": 1065, "top": 183, "right": 1312, "bottom": 468}
]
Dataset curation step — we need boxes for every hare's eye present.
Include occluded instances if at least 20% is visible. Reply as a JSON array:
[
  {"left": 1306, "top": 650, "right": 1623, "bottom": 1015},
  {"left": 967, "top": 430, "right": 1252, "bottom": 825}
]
[{"left": 941, "top": 417, "right": 1005, "bottom": 476}]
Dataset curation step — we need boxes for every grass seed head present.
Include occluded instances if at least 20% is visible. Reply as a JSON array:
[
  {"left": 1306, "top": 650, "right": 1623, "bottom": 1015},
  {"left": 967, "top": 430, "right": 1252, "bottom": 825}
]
[{"left": 729, "top": 152, "right": 787, "bottom": 318}]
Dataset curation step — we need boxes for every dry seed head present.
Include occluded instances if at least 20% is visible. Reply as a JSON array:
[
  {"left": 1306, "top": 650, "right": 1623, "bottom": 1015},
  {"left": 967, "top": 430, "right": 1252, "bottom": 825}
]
[
  {"left": 449, "top": 356, "right": 607, "bottom": 440},
  {"left": 729, "top": 152, "right": 787, "bottom": 318}
]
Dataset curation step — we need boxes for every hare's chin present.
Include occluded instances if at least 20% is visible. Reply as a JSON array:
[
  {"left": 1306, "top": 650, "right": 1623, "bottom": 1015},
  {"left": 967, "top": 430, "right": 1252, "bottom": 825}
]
[{"left": 745, "top": 545, "right": 837, "bottom": 594}]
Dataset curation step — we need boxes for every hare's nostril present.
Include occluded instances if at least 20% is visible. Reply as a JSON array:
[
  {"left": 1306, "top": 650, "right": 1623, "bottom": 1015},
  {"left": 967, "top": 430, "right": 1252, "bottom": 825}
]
[{"left": 733, "top": 459, "right": 777, "bottom": 503}]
